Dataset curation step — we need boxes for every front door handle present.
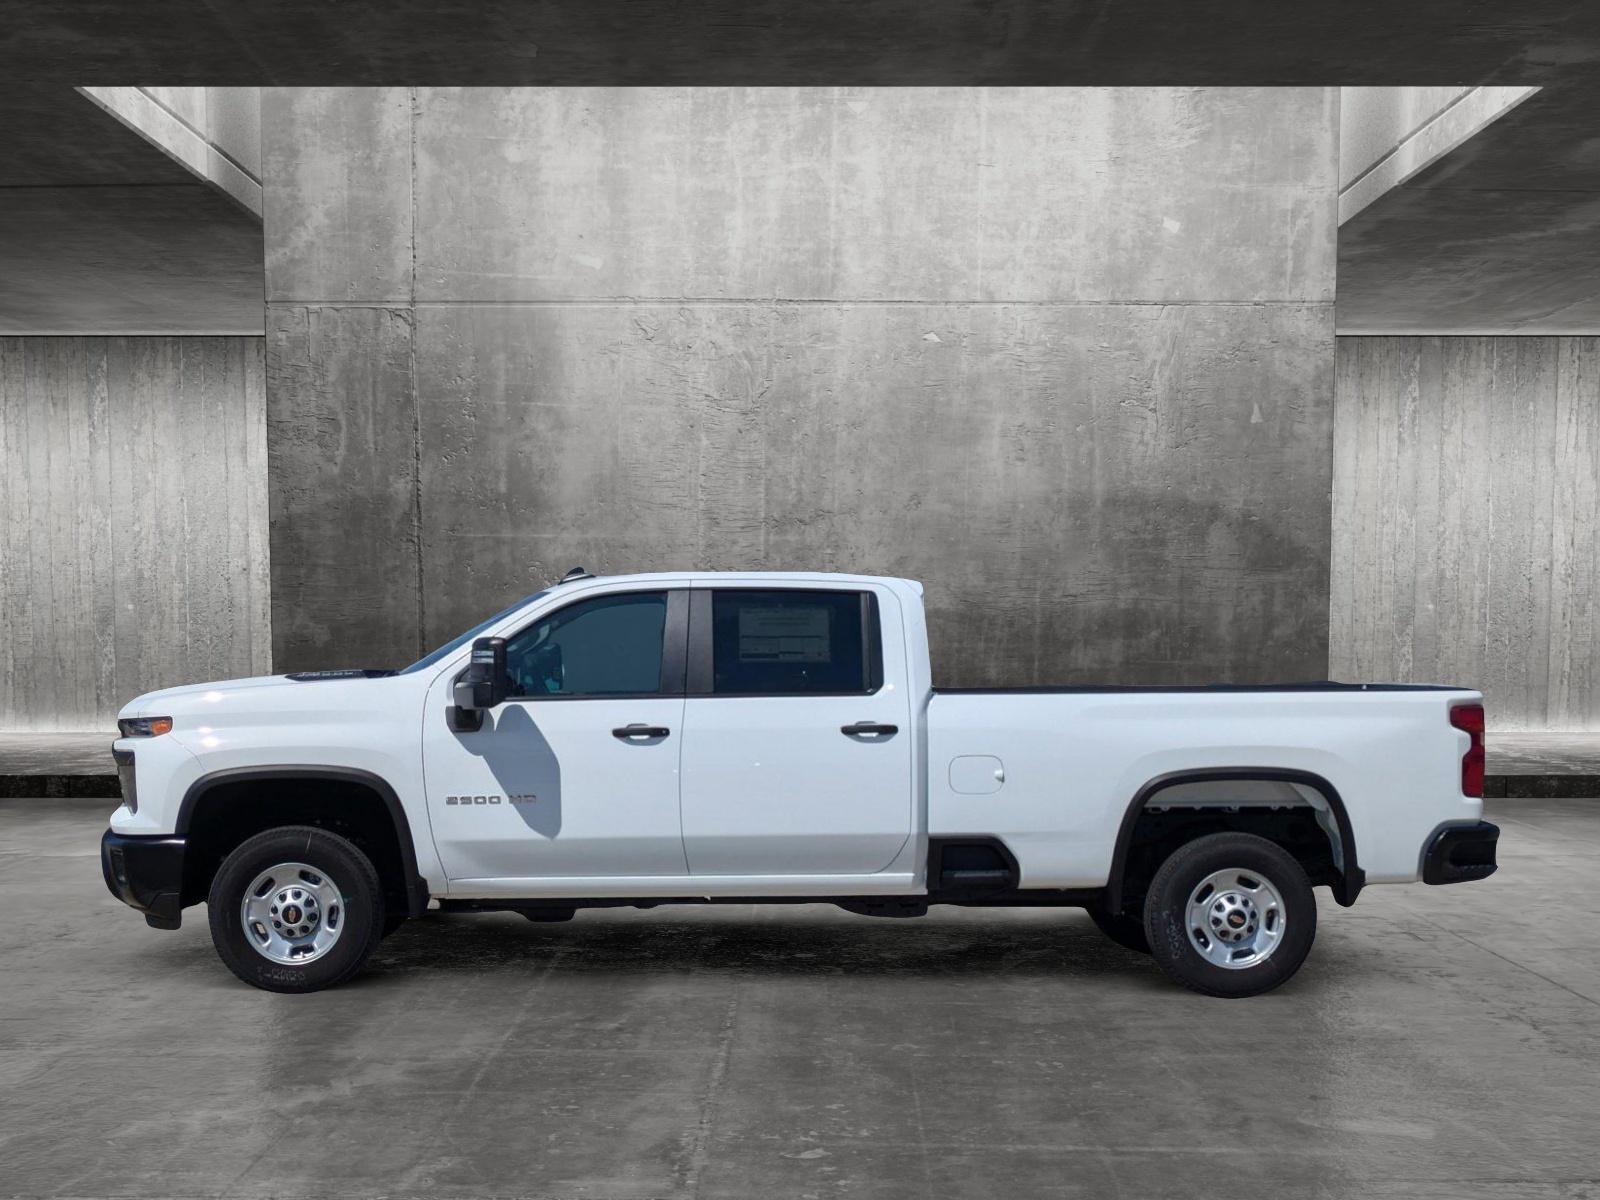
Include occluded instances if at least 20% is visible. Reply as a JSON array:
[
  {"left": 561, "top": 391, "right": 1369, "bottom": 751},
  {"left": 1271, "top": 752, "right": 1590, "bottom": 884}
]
[
  {"left": 841, "top": 721, "right": 898, "bottom": 738},
  {"left": 613, "top": 724, "right": 670, "bottom": 740}
]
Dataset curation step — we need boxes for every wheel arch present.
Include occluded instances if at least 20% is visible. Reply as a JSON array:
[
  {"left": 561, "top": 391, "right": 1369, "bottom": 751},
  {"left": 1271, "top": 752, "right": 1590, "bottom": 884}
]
[
  {"left": 178, "top": 766, "right": 429, "bottom": 917},
  {"left": 1105, "top": 767, "right": 1365, "bottom": 914}
]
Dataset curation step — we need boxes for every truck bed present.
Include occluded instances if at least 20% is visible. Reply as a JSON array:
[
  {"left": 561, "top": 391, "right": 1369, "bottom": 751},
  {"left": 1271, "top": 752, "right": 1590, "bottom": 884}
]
[
  {"left": 935, "top": 682, "right": 1463, "bottom": 694},
  {"left": 926, "top": 683, "right": 1482, "bottom": 891}
]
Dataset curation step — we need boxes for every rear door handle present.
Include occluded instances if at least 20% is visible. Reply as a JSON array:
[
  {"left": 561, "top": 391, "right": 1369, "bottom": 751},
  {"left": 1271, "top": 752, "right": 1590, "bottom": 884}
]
[
  {"left": 613, "top": 724, "right": 670, "bottom": 740},
  {"left": 841, "top": 721, "right": 898, "bottom": 738}
]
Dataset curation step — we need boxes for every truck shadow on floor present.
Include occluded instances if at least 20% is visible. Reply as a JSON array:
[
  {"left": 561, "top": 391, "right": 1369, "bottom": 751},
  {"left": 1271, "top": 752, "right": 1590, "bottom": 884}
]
[{"left": 358, "top": 910, "right": 1182, "bottom": 985}]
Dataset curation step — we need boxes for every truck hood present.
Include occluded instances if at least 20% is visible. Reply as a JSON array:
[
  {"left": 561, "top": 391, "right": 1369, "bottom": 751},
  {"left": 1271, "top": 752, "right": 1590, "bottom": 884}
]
[{"left": 118, "top": 670, "right": 398, "bottom": 719}]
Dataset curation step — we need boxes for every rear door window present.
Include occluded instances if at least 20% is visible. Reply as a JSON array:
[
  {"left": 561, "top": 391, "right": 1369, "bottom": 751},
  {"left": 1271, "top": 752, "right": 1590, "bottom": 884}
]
[{"left": 709, "top": 590, "right": 879, "bottom": 695}]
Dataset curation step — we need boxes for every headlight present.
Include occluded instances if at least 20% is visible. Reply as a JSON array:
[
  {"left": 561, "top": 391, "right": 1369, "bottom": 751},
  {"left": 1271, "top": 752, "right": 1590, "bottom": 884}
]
[{"left": 117, "top": 716, "right": 173, "bottom": 737}]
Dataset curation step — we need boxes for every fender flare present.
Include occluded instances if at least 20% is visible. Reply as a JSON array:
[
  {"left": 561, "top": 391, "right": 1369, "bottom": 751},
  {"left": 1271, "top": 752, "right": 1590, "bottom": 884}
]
[
  {"left": 1104, "top": 767, "right": 1365, "bottom": 913},
  {"left": 177, "top": 765, "right": 429, "bottom": 917}
]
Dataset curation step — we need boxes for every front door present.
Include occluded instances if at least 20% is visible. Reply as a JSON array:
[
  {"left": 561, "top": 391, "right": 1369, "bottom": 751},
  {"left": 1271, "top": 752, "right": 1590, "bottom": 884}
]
[
  {"left": 677, "top": 586, "right": 914, "bottom": 876},
  {"left": 424, "top": 587, "right": 688, "bottom": 883}
]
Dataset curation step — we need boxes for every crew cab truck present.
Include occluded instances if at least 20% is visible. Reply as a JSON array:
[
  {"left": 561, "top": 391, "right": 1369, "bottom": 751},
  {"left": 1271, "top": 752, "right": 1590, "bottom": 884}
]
[{"left": 102, "top": 570, "right": 1499, "bottom": 997}]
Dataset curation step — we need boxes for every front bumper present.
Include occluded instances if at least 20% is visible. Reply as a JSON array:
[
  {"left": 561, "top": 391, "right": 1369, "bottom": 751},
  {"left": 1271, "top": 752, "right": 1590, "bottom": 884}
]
[
  {"left": 101, "top": 829, "right": 187, "bottom": 929},
  {"left": 1423, "top": 821, "right": 1500, "bottom": 885}
]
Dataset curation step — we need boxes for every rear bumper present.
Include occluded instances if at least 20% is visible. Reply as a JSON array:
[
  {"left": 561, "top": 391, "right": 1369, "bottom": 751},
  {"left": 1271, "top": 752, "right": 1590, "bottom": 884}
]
[
  {"left": 101, "top": 829, "right": 187, "bottom": 929},
  {"left": 1422, "top": 821, "right": 1499, "bottom": 885}
]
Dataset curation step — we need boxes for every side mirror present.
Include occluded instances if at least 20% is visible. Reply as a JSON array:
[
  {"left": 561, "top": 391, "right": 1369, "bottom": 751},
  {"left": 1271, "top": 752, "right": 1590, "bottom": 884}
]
[{"left": 453, "top": 637, "right": 510, "bottom": 713}]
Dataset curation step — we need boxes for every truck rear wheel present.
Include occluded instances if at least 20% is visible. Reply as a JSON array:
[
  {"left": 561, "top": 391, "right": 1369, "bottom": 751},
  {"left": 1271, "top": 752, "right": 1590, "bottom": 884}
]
[
  {"left": 207, "top": 826, "right": 385, "bottom": 993},
  {"left": 1143, "top": 832, "right": 1316, "bottom": 998}
]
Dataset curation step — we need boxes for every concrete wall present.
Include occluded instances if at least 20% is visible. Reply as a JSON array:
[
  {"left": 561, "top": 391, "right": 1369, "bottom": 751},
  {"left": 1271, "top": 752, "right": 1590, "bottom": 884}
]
[
  {"left": 1332, "top": 337, "right": 1600, "bottom": 730},
  {"left": 264, "top": 87, "right": 1338, "bottom": 685},
  {"left": 0, "top": 337, "right": 270, "bottom": 730}
]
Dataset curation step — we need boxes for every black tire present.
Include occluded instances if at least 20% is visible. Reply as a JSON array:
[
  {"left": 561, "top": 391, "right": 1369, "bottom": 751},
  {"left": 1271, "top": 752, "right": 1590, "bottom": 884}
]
[
  {"left": 1089, "top": 908, "right": 1151, "bottom": 954},
  {"left": 1143, "top": 832, "right": 1316, "bottom": 998},
  {"left": 208, "top": 826, "right": 386, "bottom": 993}
]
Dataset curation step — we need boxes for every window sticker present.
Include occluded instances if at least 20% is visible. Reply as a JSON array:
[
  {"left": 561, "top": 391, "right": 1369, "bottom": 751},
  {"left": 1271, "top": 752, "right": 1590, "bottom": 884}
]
[{"left": 737, "top": 604, "right": 831, "bottom": 663}]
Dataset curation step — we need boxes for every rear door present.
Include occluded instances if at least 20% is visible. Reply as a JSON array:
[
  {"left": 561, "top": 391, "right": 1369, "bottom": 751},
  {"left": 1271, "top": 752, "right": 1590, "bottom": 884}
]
[{"left": 676, "top": 584, "right": 914, "bottom": 876}]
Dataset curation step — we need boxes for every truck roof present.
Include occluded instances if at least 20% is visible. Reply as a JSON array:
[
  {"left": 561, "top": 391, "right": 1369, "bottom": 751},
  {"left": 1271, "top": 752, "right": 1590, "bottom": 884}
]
[{"left": 550, "top": 568, "right": 924, "bottom": 593}]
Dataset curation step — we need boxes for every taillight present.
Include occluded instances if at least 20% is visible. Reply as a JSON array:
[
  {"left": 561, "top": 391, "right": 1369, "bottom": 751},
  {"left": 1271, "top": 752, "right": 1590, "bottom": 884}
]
[{"left": 1450, "top": 703, "right": 1485, "bottom": 798}]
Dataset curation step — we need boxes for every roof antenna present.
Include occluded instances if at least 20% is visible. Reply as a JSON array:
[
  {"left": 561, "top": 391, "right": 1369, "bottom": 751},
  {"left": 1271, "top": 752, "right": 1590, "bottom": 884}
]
[{"left": 557, "top": 566, "right": 595, "bottom": 585}]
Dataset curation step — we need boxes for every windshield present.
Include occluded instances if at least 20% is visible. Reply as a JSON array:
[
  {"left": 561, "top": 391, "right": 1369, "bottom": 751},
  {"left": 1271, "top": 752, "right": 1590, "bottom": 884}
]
[{"left": 397, "top": 591, "right": 548, "bottom": 675}]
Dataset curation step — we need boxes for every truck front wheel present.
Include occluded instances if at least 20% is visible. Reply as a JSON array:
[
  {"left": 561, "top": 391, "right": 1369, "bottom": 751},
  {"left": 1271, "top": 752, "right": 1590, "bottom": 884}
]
[
  {"left": 1143, "top": 832, "right": 1316, "bottom": 998},
  {"left": 207, "top": 826, "right": 386, "bottom": 993}
]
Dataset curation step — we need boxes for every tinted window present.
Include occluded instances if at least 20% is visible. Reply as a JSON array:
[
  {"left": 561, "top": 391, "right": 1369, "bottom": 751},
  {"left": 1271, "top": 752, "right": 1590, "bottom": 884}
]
[
  {"left": 711, "top": 590, "right": 875, "bottom": 695},
  {"left": 506, "top": 592, "right": 667, "bottom": 697}
]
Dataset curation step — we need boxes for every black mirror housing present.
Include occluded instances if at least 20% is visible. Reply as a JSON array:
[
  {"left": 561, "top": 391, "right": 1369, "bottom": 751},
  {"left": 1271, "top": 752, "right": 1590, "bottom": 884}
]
[{"left": 454, "top": 636, "right": 510, "bottom": 711}]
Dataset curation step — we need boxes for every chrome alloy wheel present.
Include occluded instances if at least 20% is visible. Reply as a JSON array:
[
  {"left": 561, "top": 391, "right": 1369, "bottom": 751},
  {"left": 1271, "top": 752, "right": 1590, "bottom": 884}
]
[
  {"left": 240, "top": 862, "right": 346, "bottom": 966},
  {"left": 1184, "top": 868, "right": 1287, "bottom": 970}
]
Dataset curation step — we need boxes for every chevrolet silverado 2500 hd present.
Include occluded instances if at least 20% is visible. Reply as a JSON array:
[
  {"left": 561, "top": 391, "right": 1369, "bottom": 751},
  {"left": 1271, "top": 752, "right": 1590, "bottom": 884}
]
[{"left": 102, "top": 570, "right": 1499, "bottom": 996}]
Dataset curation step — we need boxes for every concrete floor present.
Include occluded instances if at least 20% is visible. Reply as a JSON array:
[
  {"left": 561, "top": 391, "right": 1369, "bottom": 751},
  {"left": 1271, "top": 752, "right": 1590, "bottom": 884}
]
[
  {"left": 2, "top": 797, "right": 1598, "bottom": 1200},
  {"left": 0, "top": 732, "right": 117, "bottom": 774},
  {"left": 1489, "top": 732, "right": 1600, "bottom": 776}
]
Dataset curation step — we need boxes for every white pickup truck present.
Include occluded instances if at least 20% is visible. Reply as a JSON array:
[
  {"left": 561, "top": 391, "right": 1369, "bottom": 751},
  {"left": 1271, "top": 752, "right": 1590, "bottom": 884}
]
[{"left": 103, "top": 570, "right": 1498, "bottom": 997}]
